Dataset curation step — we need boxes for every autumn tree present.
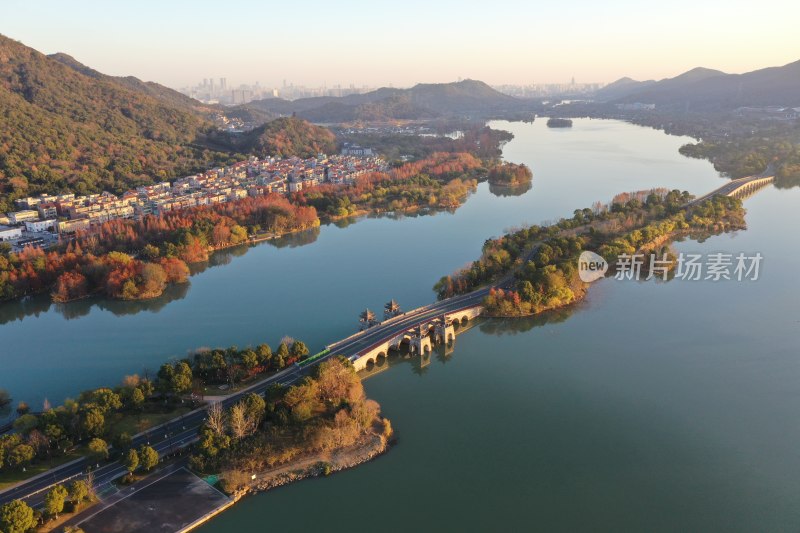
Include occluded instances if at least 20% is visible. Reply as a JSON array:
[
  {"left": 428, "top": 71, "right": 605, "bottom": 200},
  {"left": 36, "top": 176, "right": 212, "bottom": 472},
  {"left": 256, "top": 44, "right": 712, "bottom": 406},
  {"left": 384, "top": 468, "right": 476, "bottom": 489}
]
[
  {"left": 123, "top": 448, "right": 139, "bottom": 476},
  {"left": 43, "top": 484, "right": 68, "bottom": 518},
  {"left": 138, "top": 445, "right": 159, "bottom": 471},
  {"left": 0, "top": 500, "right": 36, "bottom": 533}
]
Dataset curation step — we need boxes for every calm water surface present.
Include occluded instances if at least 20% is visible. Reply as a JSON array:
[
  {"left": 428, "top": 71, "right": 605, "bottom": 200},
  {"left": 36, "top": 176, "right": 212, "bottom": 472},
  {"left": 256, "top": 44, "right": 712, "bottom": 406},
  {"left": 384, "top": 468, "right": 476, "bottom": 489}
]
[
  {"left": 1, "top": 118, "right": 723, "bottom": 407},
  {"left": 7, "top": 119, "right": 799, "bottom": 531}
]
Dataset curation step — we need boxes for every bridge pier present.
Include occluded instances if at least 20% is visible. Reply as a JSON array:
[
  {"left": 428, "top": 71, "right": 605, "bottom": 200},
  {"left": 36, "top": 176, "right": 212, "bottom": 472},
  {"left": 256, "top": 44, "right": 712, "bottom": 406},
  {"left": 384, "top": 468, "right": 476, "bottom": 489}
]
[
  {"left": 434, "top": 321, "right": 455, "bottom": 345},
  {"left": 409, "top": 334, "right": 432, "bottom": 355}
]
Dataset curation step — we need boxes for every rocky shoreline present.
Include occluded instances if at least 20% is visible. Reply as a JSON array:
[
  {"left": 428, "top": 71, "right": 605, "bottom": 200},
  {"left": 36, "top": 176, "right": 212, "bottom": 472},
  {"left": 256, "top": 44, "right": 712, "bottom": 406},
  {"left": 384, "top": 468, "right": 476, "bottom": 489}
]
[{"left": 228, "top": 421, "right": 394, "bottom": 504}]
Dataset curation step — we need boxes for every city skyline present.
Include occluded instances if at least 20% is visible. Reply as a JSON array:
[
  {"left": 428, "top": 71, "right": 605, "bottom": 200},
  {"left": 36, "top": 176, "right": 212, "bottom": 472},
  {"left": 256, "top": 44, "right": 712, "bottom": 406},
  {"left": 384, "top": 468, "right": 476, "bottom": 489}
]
[{"left": 2, "top": 0, "right": 799, "bottom": 91}]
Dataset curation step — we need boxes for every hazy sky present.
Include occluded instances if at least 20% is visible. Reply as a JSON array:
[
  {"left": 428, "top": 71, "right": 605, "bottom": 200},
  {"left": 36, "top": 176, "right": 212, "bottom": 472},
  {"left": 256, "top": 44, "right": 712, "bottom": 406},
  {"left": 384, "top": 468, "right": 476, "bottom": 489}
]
[{"left": 3, "top": 0, "right": 799, "bottom": 89}]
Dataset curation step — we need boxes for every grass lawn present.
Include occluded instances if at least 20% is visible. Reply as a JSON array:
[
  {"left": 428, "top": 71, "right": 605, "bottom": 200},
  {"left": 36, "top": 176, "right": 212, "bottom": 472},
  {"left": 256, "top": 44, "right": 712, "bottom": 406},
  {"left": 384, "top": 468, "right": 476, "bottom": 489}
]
[
  {"left": 0, "top": 448, "right": 85, "bottom": 490},
  {"left": 107, "top": 406, "right": 195, "bottom": 437}
]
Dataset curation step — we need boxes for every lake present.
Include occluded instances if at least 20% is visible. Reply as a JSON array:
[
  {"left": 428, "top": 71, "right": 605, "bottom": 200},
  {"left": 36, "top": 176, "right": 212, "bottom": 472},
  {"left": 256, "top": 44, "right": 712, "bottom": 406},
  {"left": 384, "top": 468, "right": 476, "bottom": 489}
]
[{"left": 8, "top": 118, "right": 799, "bottom": 530}]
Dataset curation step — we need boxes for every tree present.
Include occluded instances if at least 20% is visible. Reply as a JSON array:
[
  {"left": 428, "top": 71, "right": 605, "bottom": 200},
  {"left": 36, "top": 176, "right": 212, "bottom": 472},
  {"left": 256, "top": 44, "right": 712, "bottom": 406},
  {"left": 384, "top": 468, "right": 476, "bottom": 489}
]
[
  {"left": 0, "top": 500, "right": 36, "bottom": 533},
  {"left": 157, "top": 363, "right": 175, "bottom": 393},
  {"left": 80, "top": 408, "right": 105, "bottom": 437},
  {"left": 43, "top": 484, "right": 68, "bottom": 518},
  {"left": 171, "top": 362, "right": 193, "bottom": 394},
  {"left": 228, "top": 402, "right": 254, "bottom": 440},
  {"left": 290, "top": 340, "right": 309, "bottom": 359},
  {"left": 205, "top": 403, "right": 226, "bottom": 438},
  {"left": 113, "top": 432, "right": 133, "bottom": 451},
  {"left": 138, "top": 445, "right": 159, "bottom": 471},
  {"left": 12, "top": 414, "right": 38, "bottom": 434},
  {"left": 242, "top": 393, "right": 266, "bottom": 428},
  {"left": 256, "top": 344, "right": 272, "bottom": 365},
  {"left": 83, "top": 388, "right": 122, "bottom": 413},
  {"left": 315, "top": 358, "right": 361, "bottom": 405},
  {"left": 68, "top": 479, "right": 90, "bottom": 505},
  {"left": 240, "top": 350, "right": 259, "bottom": 370},
  {"left": 276, "top": 342, "right": 289, "bottom": 359},
  {"left": 7, "top": 444, "right": 34, "bottom": 469},
  {"left": 130, "top": 387, "right": 145, "bottom": 410},
  {"left": 15, "top": 401, "right": 29, "bottom": 415},
  {"left": 123, "top": 448, "right": 139, "bottom": 475},
  {"left": 87, "top": 438, "right": 109, "bottom": 461}
]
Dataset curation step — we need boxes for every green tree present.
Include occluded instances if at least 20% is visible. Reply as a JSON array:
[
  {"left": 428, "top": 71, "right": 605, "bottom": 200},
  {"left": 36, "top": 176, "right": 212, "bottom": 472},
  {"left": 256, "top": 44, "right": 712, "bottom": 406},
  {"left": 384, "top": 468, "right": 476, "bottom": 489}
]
[
  {"left": 43, "top": 484, "right": 68, "bottom": 518},
  {"left": 12, "top": 414, "right": 38, "bottom": 434},
  {"left": 0, "top": 500, "right": 36, "bottom": 533},
  {"left": 68, "top": 479, "right": 90, "bottom": 505},
  {"left": 7, "top": 444, "right": 35, "bottom": 469},
  {"left": 256, "top": 344, "right": 272, "bottom": 365},
  {"left": 80, "top": 408, "right": 105, "bottom": 437},
  {"left": 113, "top": 432, "right": 133, "bottom": 451},
  {"left": 128, "top": 387, "right": 145, "bottom": 410},
  {"left": 123, "top": 448, "right": 139, "bottom": 475},
  {"left": 87, "top": 438, "right": 109, "bottom": 461},
  {"left": 239, "top": 349, "right": 259, "bottom": 370},
  {"left": 171, "top": 362, "right": 193, "bottom": 394},
  {"left": 276, "top": 342, "right": 289, "bottom": 359},
  {"left": 82, "top": 388, "right": 122, "bottom": 413},
  {"left": 138, "top": 445, "right": 159, "bottom": 471},
  {"left": 290, "top": 341, "right": 309, "bottom": 359},
  {"left": 157, "top": 363, "right": 175, "bottom": 393},
  {"left": 242, "top": 393, "right": 266, "bottom": 427}
]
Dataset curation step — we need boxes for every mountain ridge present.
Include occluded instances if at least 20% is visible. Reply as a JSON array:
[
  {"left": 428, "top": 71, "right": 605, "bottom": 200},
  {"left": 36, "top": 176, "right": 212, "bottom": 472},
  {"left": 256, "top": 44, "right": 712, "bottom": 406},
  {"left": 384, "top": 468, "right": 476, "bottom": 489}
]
[{"left": 596, "top": 61, "right": 800, "bottom": 109}]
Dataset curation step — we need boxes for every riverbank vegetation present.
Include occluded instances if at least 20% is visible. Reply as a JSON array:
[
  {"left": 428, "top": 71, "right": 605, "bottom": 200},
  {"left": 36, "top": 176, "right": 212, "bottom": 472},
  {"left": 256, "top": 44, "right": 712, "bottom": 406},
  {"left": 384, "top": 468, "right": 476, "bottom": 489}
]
[
  {"left": 189, "top": 357, "right": 392, "bottom": 495},
  {"left": 0, "top": 336, "right": 315, "bottom": 487},
  {"left": 0, "top": 194, "right": 318, "bottom": 303},
  {"left": 679, "top": 131, "right": 800, "bottom": 188},
  {"left": 299, "top": 152, "right": 482, "bottom": 217},
  {"left": 435, "top": 190, "right": 747, "bottom": 317}
]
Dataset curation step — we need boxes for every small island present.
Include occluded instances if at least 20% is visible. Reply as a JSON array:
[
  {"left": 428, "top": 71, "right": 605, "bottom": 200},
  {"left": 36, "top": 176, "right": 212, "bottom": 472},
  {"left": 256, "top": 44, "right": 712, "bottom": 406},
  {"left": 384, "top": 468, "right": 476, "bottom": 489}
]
[
  {"left": 547, "top": 118, "right": 573, "bottom": 128},
  {"left": 487, "top": 162, "right": 533, "bottom": 187}
]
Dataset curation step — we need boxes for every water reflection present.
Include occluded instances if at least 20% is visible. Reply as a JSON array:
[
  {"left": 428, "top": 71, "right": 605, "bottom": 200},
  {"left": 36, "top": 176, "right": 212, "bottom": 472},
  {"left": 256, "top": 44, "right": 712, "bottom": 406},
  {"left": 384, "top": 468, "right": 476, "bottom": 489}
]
[
  {"left": 265, "top": 226, "right": 320, "bottom": 248},
  {"left": 0, "top": 282, "right": 194, "bottom": 325},
  {"left": 0, "top": 229, "right": 324, "bottom": 325},
  {"left": 478, "top": 305, "right": 578, "bottom": 336},
  {"left": 489, "top": 181, "right": 533, "bottom": 197}
]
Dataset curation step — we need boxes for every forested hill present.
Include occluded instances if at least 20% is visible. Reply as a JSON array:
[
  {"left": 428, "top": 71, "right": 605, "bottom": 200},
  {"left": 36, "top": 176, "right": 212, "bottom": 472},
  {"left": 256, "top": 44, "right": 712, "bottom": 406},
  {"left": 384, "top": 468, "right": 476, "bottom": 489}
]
[
  {"left": 231, "top": 116, "right": 337, "bottom": 158},
  {"left": 48, "top": 52, "right": 216, "bottom": 117},
  {"left": 0, "top": 34, "right": 238, "bottom": 211}
]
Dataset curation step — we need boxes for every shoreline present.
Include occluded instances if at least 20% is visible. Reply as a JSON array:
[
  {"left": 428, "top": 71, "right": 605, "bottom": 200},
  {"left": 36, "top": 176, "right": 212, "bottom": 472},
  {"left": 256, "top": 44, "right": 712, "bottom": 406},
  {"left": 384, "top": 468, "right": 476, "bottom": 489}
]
[{"left": 197, "top": 420, "right": 394, "bottom": 531}]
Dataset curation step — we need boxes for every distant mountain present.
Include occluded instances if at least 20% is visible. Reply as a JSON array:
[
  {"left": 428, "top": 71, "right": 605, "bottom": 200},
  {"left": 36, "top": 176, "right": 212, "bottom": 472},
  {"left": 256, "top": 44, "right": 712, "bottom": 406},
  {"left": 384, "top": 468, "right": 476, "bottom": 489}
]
[
  {"left": 599, "top": 61, "right": 800, "bottom": 109},
  {"left": 594, "top": 77, "right": 655, "bottom": 101},
  {"left": 248, "top": 79, "right": 522, "bottom": 122}
]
